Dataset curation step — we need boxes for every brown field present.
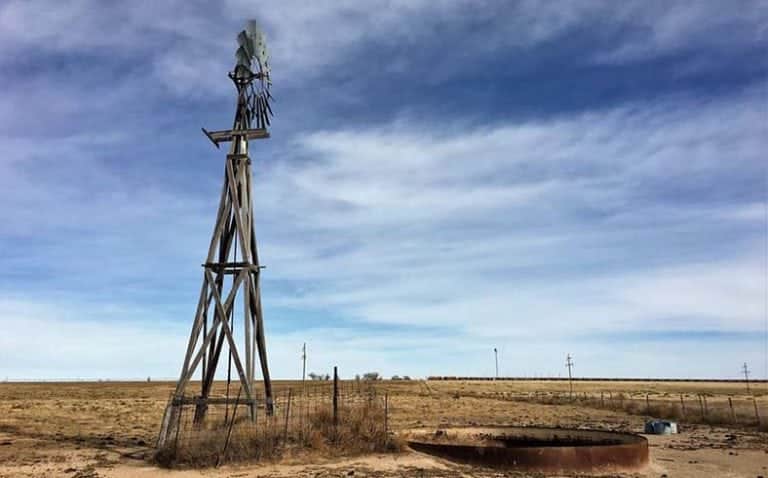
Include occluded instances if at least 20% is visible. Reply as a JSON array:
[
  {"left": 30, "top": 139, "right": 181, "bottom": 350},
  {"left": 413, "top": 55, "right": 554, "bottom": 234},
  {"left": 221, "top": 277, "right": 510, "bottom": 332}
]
[{"left": 1, "top": 379, "right": 767, "bottom": 477}]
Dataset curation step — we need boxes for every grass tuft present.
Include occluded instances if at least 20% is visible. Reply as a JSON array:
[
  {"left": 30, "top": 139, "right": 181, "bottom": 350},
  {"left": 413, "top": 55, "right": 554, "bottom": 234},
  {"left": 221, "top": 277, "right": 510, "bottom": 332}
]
[{"left": 154, "top": 398, "right": 396, "bottom": 468}]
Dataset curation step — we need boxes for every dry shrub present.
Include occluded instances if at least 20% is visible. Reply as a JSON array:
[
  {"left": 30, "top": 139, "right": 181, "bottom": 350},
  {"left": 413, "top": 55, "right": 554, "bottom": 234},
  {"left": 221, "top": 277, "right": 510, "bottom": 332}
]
[
  {"left": 646, "top": 402, "right": 683, "bottom": 420},
  {"left": 701, "top": 409, "right": 733, "bottom": 426},
  {"left": 155, "top": 397, "right": 396, "bottom": 468},
  {"left": 623, "top": 400, "right": 644, "bottom": 415},
  {"left": 302, "top": 401, "right": 390, "bottom": 455},
  {"left": 154, "top": 420, "right": 280, "bottom": 468}
]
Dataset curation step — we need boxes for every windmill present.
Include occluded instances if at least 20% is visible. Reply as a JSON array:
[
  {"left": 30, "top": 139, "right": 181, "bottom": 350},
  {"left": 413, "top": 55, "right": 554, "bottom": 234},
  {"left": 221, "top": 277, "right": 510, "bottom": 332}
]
[{"left": 158, "top": 20, "right": 275, "bottom": 447}]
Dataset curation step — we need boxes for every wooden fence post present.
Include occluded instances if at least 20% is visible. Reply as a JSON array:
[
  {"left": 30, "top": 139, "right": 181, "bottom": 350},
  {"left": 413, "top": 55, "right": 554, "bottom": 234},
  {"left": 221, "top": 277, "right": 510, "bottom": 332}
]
[
  {"left": 601, "top": 392, "right": 604, "bottom": 407},
  {"left": 728, "top": 397, "right": 736, "bottom": 424},
  {"left": 703, "top": 395, "right": 709, "bottom": 417},
  {"left": 173, "top": 403, "right": 183, "bottom": 455},
  {"left": 753, "top": 397, "right": 761, "bottom": 426},
  {"left": 284, "top": 389, "right": 292, "bottom": 443},
  {"left": 697, "top": 395, "right": 704, "bottom": 417},
  {"left": 333, "top": 366, "right": 339, "bottom": 428},
  {"left": 646, "top": 394, "right": 650, "bottom": 415},
  {"left": 384, "top": 392, "right": 389, "bottom": 437},
  {"left": 680, "top": 394, "right": 686, "bottom": 417}
]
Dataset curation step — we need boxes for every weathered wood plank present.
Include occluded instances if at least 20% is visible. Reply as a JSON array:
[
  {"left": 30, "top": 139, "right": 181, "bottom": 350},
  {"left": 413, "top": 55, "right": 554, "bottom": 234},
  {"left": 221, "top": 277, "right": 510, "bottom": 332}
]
[
  {"left": 225, "top": 159, "right": 251, "bottom": 263},
  {"left": 172, "top": 396, "right": 258, "bottom": 406},
  {"left": 205, "top": 269, "right": 254, "bottom": 401},
  {"left": 202, "top": 127, "right": 269, "bottom": 148},
  {"left": 179, "top": 272, "right": 245, "bottom": 388},
  {"left": 174, "top": 279, "right": 210, "bottom": 396}
]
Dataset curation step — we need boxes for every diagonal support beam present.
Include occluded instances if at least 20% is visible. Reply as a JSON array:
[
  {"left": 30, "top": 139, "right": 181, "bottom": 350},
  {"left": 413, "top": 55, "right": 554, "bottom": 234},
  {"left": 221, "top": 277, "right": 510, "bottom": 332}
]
[
  {"left": 179, "top": 272, "right": 245, "bottom": 388},
  {"left": 225, "top": 158, "right": 251, "bottom": 263},
  {"left": 205, "top": 269, "right": 254, "bottom": 401}
]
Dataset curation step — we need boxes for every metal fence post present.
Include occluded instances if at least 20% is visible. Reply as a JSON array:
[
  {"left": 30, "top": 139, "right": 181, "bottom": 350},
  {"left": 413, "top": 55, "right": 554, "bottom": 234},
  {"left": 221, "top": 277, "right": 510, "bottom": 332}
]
[
  {"left": 333, "top": 366, "right": 339, "bottom": 429},
  {"left": 284, "top": 389, "right": 292, "bottom": 443},
  {"left": 384, "top": 392, "right": 389, "bottom": 438}
]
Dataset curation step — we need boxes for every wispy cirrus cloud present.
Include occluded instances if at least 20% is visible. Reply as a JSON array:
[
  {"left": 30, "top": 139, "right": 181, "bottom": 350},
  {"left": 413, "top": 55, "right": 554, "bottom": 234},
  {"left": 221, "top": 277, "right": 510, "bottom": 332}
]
[
  {"left": 6, "top": 84, "right": 764, "bottom": 379},
  {"left": 0, "top": 2, "right": 766, "bottom": 380},
  {"left": 2, "top": 1, "right": 765, "bottom": 93}
]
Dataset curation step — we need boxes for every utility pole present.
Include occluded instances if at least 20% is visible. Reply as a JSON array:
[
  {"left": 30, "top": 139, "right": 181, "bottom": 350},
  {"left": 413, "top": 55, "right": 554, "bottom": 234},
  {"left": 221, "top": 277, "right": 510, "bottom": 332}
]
[
  {"left": 566, "top": 354, "right": 574, "bottom": 400},
  {"left": 494, "top": 348, "right": 499, "bottom": 380},
  {"left": 742, "top": 362, "right": 751, "bottom": 393},
  {"left": 301, "top": 342, "right": 307, "bottom": 394}
]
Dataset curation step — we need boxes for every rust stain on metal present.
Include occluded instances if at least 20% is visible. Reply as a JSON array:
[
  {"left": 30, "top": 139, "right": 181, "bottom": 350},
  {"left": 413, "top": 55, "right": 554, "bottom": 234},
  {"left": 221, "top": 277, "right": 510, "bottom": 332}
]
[{"left": 405, "top": 426, "right": 648, "bottom": 473}]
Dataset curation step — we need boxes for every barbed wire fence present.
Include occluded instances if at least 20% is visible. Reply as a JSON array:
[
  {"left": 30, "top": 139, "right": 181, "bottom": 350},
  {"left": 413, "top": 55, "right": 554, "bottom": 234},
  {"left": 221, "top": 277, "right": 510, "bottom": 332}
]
[
  {"left": 156, "top": 375, "right": 391, "bottom": 467},
  {"left": 436, "top": 388, "right": 765, "bottom": 429}
]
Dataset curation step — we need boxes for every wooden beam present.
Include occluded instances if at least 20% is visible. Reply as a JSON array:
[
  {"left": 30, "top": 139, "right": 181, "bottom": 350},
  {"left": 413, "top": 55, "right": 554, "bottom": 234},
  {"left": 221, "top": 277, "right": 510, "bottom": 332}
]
[
  {"left": 174, "top": 280, "right": 210, "bottom": 396},
  {"left": 244, "top": 261, "right": 252, "bottom": 386},
  {"left": 202, "top": 261, "right": 262, "bottom": 272},
  {"left": 202, "top": 127, "right": 269, "bottom": 148},
  {"left": 179, "top": 272, "right": 245, "bottom": 388},
  {"left": 205, "top": 269, "right": 254, "bottom": 401},
  {"left": 172, "top": 396, "right": 259, "bottom": 406},
  {"left": 248, "top": 269, "right": 273, "bottom": 411},
  {"left": 225, "top": 159, "right": 251, "bottom": 263},
  {"left": 206, "top": 175, "right": 233, "bottom": 263}
]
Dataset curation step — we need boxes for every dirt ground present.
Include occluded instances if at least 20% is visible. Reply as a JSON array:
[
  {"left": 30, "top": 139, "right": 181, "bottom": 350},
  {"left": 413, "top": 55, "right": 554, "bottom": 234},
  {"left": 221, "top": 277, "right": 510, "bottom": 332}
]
[{"left": 1, "top": 380, "right": 766, "bottom": 477}]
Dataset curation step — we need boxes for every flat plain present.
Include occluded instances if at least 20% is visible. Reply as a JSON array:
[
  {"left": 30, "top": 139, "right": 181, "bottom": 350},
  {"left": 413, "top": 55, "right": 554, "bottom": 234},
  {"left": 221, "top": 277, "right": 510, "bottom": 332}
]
[{"left": 1, "top": 379, "right": 766, "bottom": 477}]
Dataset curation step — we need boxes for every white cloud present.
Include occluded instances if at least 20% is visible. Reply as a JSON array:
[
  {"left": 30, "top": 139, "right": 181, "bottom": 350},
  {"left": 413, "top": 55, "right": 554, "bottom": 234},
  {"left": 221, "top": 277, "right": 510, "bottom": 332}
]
[
  {"left": 1, "top": 1, "right": 764, "bottom": 96},
  {"left": 0, "top": 11, "right": 765, "bottom": 379},
  {"left": 237, "top": 88, "right": 766, "bottom": 355},
  {"left": 593, "top": 1, "right": 768, "bottom": 63}
]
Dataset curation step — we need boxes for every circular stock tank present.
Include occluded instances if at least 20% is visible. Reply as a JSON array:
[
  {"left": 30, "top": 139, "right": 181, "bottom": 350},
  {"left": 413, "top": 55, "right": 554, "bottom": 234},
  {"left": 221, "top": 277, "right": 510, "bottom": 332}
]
[{"left": 404, "top": 426, "right": 648, "bottom": 473}]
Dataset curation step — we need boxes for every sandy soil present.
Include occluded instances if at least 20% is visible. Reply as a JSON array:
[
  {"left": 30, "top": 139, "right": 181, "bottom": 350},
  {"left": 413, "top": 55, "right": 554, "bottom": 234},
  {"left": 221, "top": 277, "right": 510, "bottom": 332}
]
[{"left": 1, "top": 380, "right": 766, "bottom": 477}]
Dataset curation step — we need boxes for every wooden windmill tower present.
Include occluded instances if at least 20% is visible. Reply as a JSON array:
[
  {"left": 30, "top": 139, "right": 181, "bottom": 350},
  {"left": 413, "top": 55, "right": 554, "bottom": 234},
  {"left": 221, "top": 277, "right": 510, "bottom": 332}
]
[{"left": 158, "top": 20, "right": 275, "bottom": 447}]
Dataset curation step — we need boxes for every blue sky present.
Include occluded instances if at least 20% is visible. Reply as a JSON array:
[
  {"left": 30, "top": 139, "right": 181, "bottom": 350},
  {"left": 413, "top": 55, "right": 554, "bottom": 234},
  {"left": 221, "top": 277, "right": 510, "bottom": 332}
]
[{"left": 1, "top": 1, "right": 767, "bottom": 380}]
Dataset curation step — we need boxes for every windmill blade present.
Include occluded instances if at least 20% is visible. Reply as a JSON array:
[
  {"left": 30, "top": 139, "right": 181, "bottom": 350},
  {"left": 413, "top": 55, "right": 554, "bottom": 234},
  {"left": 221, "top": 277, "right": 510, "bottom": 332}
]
[
  {"left": 237, "top": 30, "right": 254, "bottom": 57},
  {"left": 248, "top": 96, "right": 257, "bottom": 126},
  {"left": 263, "top": 100, "right": 271, "bottom": 126},
  {"left": 235, "top": 46, "right": 251, "bottom": 69},
  {"left": 249, "top": 94, "right": 258, "bottom": 127},
  {"left": 257, "top": 96, "right": 266, "bottom": 128},
  {"left": 235, "top": 20, "right": 273, "bottom": 124},
  {"left": 246, "top": 19, "right": 259, "bottom": 37}
]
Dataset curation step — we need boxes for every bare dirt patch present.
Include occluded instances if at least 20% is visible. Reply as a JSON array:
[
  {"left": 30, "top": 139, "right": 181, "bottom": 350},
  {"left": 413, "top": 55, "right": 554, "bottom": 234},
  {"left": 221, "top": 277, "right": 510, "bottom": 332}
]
[{"left": 1, "top": 380, "right": 766, "bottom": 477}]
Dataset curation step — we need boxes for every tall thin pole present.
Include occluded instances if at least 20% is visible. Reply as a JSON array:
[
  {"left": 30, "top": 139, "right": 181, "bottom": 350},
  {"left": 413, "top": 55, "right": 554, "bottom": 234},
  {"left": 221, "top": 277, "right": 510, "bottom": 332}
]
[
  {"left": 332, "top": 366, "right": 339, "bottom": 429},
  {"left": 566, "top": 354, "right": 574, "bottom": 400},
  {"left": 493, "top": 348, "right": 498, "bottom": 380},
  {"left": 743, "top": 362, "right": 751, "bottom": 393},
  {"left": 302, "top": 342, "right": 307, "bottom": 394}
]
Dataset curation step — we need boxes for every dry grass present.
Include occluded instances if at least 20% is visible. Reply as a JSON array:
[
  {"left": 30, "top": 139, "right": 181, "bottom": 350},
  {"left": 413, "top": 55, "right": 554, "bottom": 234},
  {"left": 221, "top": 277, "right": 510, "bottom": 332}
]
[
  {"left": 1, "top": 378, "right": 765, "bottom": 470},
  {"left": 2, "top": 379, "right": 767, "bottom": 477},
  {"left": 154, "top": 397, "right": 397, "bottom": 468},
  {"left": 507, "top": 389, "right": 765, "bottom": 429}
]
